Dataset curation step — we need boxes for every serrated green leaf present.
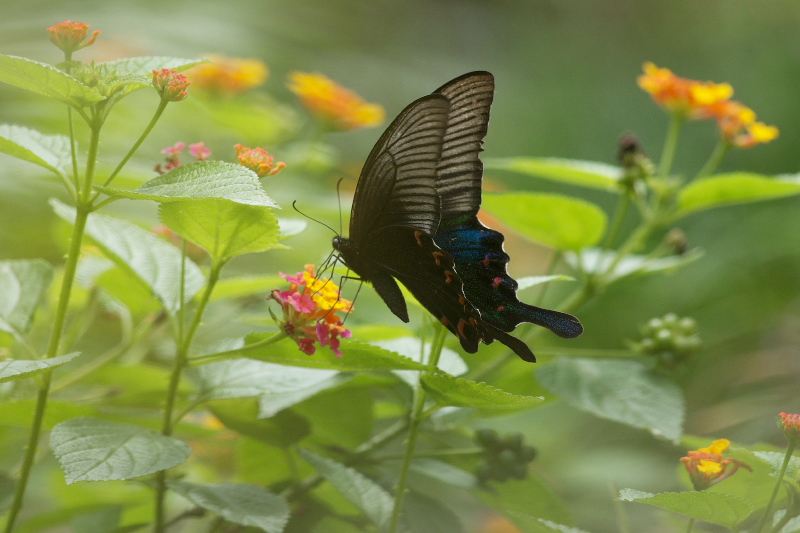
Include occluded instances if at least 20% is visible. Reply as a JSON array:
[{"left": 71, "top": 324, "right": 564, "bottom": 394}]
[
  {"left": 516, "top": 275, "right": 575, "bottom": 291},
  {"left": 160, "top": 199, "right": 281, "bottom": 260},
  {"left": 485, "top": 157, "right": 622, "bottom": 192},
  {"left": 422, "top": 372, "right": 543, "bottom": 410},
  {"left": 483, "top": 192, "right": 607, "bottom": 250},
  {"left": 752, "top": 451, "right": 800, "bottom": 480},
  {"left": 233, "top": 334, "right": 428, "bottom": 371},
  {"left": 297, "top": 447, "right": 394, "bottom": 530},
  {"left": 374, "top": 336, "right": 466, "bottom": 387},
  {"left": 537, "top": 358, "right": 684, "bottom": 442},
  {"left": 619, "top": 489, "right": 753, "bottom": 528},
  {"left": 95, "top": 161, "right": 278, "bottom": 207},
  {"left": 0, "top": 259, "right": 53, "bottom": 335},
  {"left": 564, "top": 247, "right": 704, "bottom": 282},
  {"left": 209, "top": 275, "right": 283, "bottom": 302},
  {"left": 507, "top": 513, "right": 591, "bottom": 533},
  {"left": 168, "top": 481, "right": 289, "bottom": 533},
  {"left": 0, "top": 55, "right": 104, "bottom": 108},
  {"left": 0, "top": 124, "right": 70, "bottom": 177},
  {"left": 50, "top": 417, "right": 191, "bottom": 484},
  {"left": 0, "top": 352, "right": 80, "bottom": 384},
  {"left": 51, "top": 199, "right": 205, "bottom": 315},
  {"left": 677, "top": 173, "right": 800, "bottom": 217}
]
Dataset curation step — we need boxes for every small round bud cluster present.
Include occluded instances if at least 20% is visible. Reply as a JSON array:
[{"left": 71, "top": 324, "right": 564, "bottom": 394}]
[
  {"left": 617, "top": 134, "right": 654, "bottom": 188},
  {"left": 635, "top": 313, "right": 701, "bottom": 369},
  {"left": 474, "top": 429, "right": 536, "bottom": 486}
]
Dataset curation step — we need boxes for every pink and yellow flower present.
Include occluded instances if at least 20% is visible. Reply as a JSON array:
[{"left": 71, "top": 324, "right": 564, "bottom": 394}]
[
  {"left": 153, "top": 69, "right": 190, "bottom": 102},
  {"left": 154, "top": 141, "right": 210, "bottom": 174},
  {"left": 47, "top": 20, "right": 100, "bottom": 54},
  {"left": 680, "top": 439, "right": 751, "bottom": 491},
  {"left": 234, "top": 144, "right": 286, "bottom": 177},
  {"left": 779, "top": 412, "right": 800, "bottom": 442},
  {"left": 287, "top": 71, "right": 385, "bottom": 131},
  {"left": 269, "top": 265, "right": 352, "bottom": 356},
  {"left": 189, "top": 54, "right": 268, "bottom": 95}
]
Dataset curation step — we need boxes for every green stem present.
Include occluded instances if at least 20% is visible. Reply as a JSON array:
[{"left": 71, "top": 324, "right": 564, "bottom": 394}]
[
  {"left": 153, "top": 259, "right": 224, "bottom": 533},
  {"left": 81, "top": 120, "right": 103, "bottom": 202},
  {"left": 94, "top": 98, "right": 170, "bottom": 197},
  {"left": 755, "top": 440, "right": 797, "bottom": 533},
  {"left": 695, "top": 138, "right": 730, "bottom": 180},
  {"left": 658, "top": 112, "right": 685, "bottom": 179},
  {"left": 388, "top": 325, "right": 446, "bottom": 533},
  {"left": 3, "top": 204, "right": 91, "bottom": 533},
  {"left": 601, "top": 192, "right": 631, "bottom": 251},
  {"left": 685, "top": 517, "right": 695, "bottom": 533}
]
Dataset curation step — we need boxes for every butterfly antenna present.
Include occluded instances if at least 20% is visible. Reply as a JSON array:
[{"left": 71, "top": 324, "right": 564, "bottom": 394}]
[
  {"left": 292, "top": 201, "right": 339, "bottom": 236},
  {"left": 336, "top": 177, "right": 345, "bottom": 235}
]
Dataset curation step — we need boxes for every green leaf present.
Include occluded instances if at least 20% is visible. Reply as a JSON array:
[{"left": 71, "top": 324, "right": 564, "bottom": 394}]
[
  {"left": 237, "top": 335, "right": 428, "bottom": 371},
  {"left": 752, "top": 451, "right": 800, "bottom": 480},
  {"left": 403, "top": 491, "right": 465, "bottom": 533},
  {"left": 51, "top": 199, "right": 205, "bottom": 315},
  {"left": 297, "top": 447, "right": 394, "bottom": 531},
  {"left": 0, "top": 124, "right": 70, "bottom": 178},
  {"left": 516, "top": 275, "right": 575, "bottom": 291},
  {"left": 258, "top": 373, "right": 352, "bottom": 418},
  {"left": 168, "top": 481, "right": 289, "bottom": 533},
  {"left": 485, "top": 157, "right": 622, "bottom": 192},
  {"left": 537, "top": 358, "right": 684, "bottom": 442},
  {"left": 482, "top": 192, "right": 607, "bottom": 250},
  {"left": 564, "top": 247, "right": 704, "bottom": 282},
  {"left": 278, "top": 218, "right": 307, "bottom": 239},
  {"left": 0, "top": 352, "right": 80, "bottom": 384},
  {"left": 97, "top": 56, "right": 206, "bottom": 99},
  {"left": 71, "top": 506, "right": 122, "bottom": 533},
  {"left": 479, "top": 474, "right": 573, "bottom": 525},
  {"left": 421, "top": 372, "right": 543, "bottom": 410},
  {"left": 373, "top": 336, "right": 467, "bottom": 386},
  {"left": 0, "top": 55, "right": 105, "bottom": 108},
  {"left": 677, "top": 173, "right": 800, "bottom": 217},
  {"left": 160, "top": 199, "right": 281, "bottom": 260},
  {"left": 0, "top": 259, "right": 53, "bottom": 335},
  {"left": 209, "top": 274, "right": 283, "bottom": 302},
  {"left": 619, "top": 489, "right": 754, "bottom": 528},
  {"left": 506, "top": 513, "right": 591, "bottom": 533},
  {"left": 210, "top": 398, "right": 310, "bottom": 446},
  {"left": 95, "top": 161, "right": 279, "bottom": 208},
  {"left": 50, "top": 417, "right": 191, "bottom": 484}
]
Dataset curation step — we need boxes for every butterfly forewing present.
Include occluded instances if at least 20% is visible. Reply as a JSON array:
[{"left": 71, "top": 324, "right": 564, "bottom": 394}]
[
  {"left": 349, "top": 94, "right": 451, "bottom": 242},
  {"left": 434, "top": 71, "right": 494, "bottom": 219}
]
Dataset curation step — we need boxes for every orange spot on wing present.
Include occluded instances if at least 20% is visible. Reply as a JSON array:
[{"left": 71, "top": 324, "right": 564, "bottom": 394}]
[
  {"left": 444, "top": 271, "right": 454, "bottom": 284},
  {"left": 414, "top": 231, "right": 424, "bottom": 246},
  {"left": 458, "top": 319, "right": 468, "bottom": 338},
  {"left": 492, "top": 277, "right": 503, "bottom": 289},
  {"left": 432, "top": 251, "right": 445, "bottom": 265}
]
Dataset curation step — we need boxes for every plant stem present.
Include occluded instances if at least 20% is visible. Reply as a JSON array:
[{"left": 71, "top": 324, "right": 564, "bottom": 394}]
[
  {"left": 685, "top": 517, "right": 695, "bottom": 533},
  {"left": 658, "top": 112, "right": 684, "bottom": 180},
  {"left": 755, "top": 440, "right": 797, "bottom": 533},
  {"left": 695, "top": 138, "right": 730, "bottom": 180},
  {"left": 602, "top": 192, "right": 631, "bottom": 251},
  {"left": 388, "top": 325, "right": 446, "bottom": 533},
  {"left": 153, "top": 259, "right": 224, "bottom": 533},
  {"left": 3, "top": 203, "right": 91, "bottom": 533}
]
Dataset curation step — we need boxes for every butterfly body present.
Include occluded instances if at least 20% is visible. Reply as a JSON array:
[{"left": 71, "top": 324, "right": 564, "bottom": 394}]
[{"left": 333, "top": 72, "right": 582, "bottom": 362}]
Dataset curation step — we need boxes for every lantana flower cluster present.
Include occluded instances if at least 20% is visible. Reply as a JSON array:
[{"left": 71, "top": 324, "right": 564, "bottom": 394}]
[
  {"left": 680, "top": 438, "right": 751, "bottom": 491},
  {"left": 47, "top": 19, "right": 100, "bottom": 54},
  {"left": 189, "top": 54, "right": 269, "bottom": 95},
  {"left": 287, "top": 71, "right": 385, "bottom": 131},
  {"left": 269, "top": 265, "right": 353, "bottom": 357},
  {"left": 638, "top": 62, "right": 778, "bottom": 148}
]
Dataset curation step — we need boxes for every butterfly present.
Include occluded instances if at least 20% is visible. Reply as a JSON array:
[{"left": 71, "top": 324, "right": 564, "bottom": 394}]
[{"left": 332, "top": 72, "right": 582, "bottom": 362}]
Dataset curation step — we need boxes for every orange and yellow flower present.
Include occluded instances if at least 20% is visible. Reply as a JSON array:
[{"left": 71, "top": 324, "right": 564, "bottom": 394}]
[
  {"left": 234, "top": 144, "right": 286, "bottom": 177},
  {"left": 680, "top": 439, "right": 751, "bottom": 491},
  {"left": 269, "top": 265, "right": 352, "bottom": 356},
  {"left": 287, "top": 71, "right": 385, "bottom": 131},
  {"left": 189, "top": 54, "right": 268, "bottom": 95},
  {"left": 152, "top": 69, "right": 190, "bottom": 102},
  {"left": 47, "top": 19, "right": 100, "bottom": 54}
]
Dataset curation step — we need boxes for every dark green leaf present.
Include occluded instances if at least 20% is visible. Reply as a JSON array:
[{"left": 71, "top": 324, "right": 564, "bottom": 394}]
[
  {"left": 0, "top": 55, "right": 105, "bottom": 108},
  {"left": 0, "top": 124, "right": 70, "bottom": 177},
  {"left": 168, "top": 481, "right": 289, "bottom": 533},
  {"left": 209, "top": 398, "right": 310, "bottom": 446},
  {"left": 422, "top": 372, "right": 543, "bottom": 410},
  {"left": 50, "top": 417, "right": 191, "bottom": 484},
  {"left": 0, "top": 259, "right": 53, "bottom": 335},
  {"left": 619, "top": 489, "right": 753, "bottom": 528},
  {"left": 485, "top": 157, "right": 621, "bottom": 192},
  {"left": 0, "top": 352, "right": 80, "bottom": 384},
  {"left": 537, "top": 358, "right": 684, "bottom": 442}
]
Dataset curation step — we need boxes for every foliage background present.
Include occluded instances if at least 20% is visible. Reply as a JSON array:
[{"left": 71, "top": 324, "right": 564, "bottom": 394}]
[{"left": 1, "top": 1, "right": 799, "bottom": 531}]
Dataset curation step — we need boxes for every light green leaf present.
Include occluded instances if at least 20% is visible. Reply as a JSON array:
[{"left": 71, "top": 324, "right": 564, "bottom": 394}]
[
  {"left": 422, "top": 372, "right": 543, "bottom": 410},
  {"left": 236, "top": 335, "right": 428, "bottom": 371},
  {"left": 564, "top": 247, "right": 704, "bottom": 282},
  {"left": 0, "top": 352, "right": 80, "bottom": 384},
  {"left": 482, "top": 192, "right": 607, "bottom": 250},
  {"left": 209, "top": 275, "right": 283, "bottom": 303},
  {"left": 258, "top": 373, "right": 352, "bottom": 418},
  {"left": 752, "top": 451, "right": 800, "bottom": 480},
  {"left": 677, "top": 173, "right": 800, "bottom": 217},
  {"left": 297, "top": 447, "right": 394, "bottom": 531},
  {"left": 0, "top": 124, "right": 70, "bottom": 178},
  {"left": 50, "top": 417, "right": 191, "bottom": 484},
  {"left": 485, "top": 157, "right": 622, "bottom": 192},
  {"left": 0, "top": 259, "right": 53, "bottom": 335},
  {"left": 507, "top": 513, "right": 592, "bottom": 533},
  {"left": 51, "top": 199, "right": 205, "bottom": 315},
  {"left": 97, "top": 56, "right": 206, "bottom": 98},
  {"left": 0, "top": 55, "right": 105, "bottom": 108},
  {"left": 410, "top": 458, "right": 476, "bottom": 489},
  {"left": 374, "top": 336, "right": 466, "bottom": 387},
  {"left": 537, "top": 358, "right": 684, "bottom": 442},
  {"left": 619, "top": 489, "right": 753, "bottom": 528},
  {"left": 168, "top": 481, "right": 289, "bottom": 533},
  {"left": 516, "top": 275, "right": 575, "bottom": 291},
  {"left": 160, "top": 199, "right": 281, "bottom": 260},
  {"left": 95, "top": 161, "right": 279, "bottom": 208},
  {"left": 278, "top": 218, "right": 307, "bottom": 239}
]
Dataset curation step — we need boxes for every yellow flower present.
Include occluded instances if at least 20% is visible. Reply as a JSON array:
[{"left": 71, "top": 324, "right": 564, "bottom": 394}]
[
  {"left": 680, "top": 438, "right": 751, "bottom": 491},
  {"left": 696, "top": 438, "right": 730, "bottom": 454},
  {"left": 189, "top": 54, "right": 268, "bottom": 95},
  {"left": 638, "top": 62, "right": 732, "bottom": 118},
  {"left": 287, "top": 71, "right": 385, "bottom": 131}
]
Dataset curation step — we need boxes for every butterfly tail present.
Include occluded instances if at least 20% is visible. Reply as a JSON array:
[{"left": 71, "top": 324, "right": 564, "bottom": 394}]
[
  {"left": 506, "top": 302, "right": 584, "bottom": 339},
  {"left": 485, "top": 325, "right": 536, "bottom": 363}
]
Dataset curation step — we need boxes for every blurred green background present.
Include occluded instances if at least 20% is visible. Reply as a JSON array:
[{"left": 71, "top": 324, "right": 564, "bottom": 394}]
[{"left": 2, "top": 1, "right": 800, "bottom": 531}]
